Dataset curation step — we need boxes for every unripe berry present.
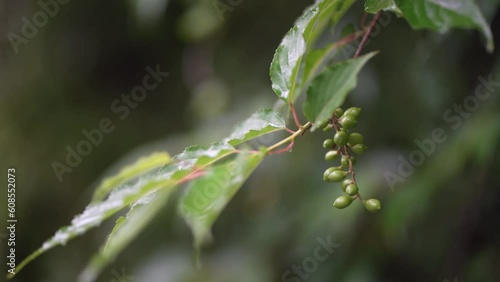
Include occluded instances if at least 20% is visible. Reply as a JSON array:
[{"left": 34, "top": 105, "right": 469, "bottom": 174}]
[
  {"left": 323, "top": 167, "right": 339, "bottom": 181},
  {"left": 334, "top": 108, "right": 344, "bottom": 117},
  {"left": 345, "top": 184, "right": 358, "bottom": 196},
  {"left": 350, "top": 156, "right": 357, "bottom": 165},
  {"left": 364, "top": 199, "right": 381, "bottom": 213},
  {"left": 333, "top": 196, "right": 353, "bottom": 209},
  {"left": 317, "top": 120, "right": 329, "bottom": 130},
  {"left": 334, "top": 131, "right": 348, "bottom": 146},
  {"left": 327, "top": 170, "right": 347, "bottom": 182},
  {"left": 325, "top": 150, "right": 339, "bottom": 161},
  {"left": 347, "top": 133, "right": 364, "bottom": 147},
  {"left": 323, "top": 124, "right": 333, "bottom": 132},
  {"left": 323, "top": 139, "right": 334, "bottom": 149},
  {"left": 351, "top": 144, "right": 367, "bottom": 154},
  {"left": 339, "top": 116, "right": 357, "bottom": 129},
  {"left": 341, "top": 179, "right": 354, "bottom": 192},
  {"left": 344, "top": 107, "right": 361, "bottom": 119},
  {"left": 341, "top": 155, "right": 349, "bottom": 167}
]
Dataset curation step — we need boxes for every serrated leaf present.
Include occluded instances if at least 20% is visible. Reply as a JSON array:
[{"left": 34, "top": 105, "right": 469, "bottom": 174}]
[
  {"left": 365, "top": 0, "right": 402, "bottom": 14},
  {"left": 179, "top": 151, "right": 264, "bottom": 250},
  {"left": 306, "top": 0, "right": 356, "bottom": 49},
  {"left": 158, "top": 143, "right": 237, "bottom": 175},
  {"left": 271, "top": 0, "right": 350, "bottom": 103},
  {"left": 303, "top": 52, "right": 377, "bottom": 130},
  {"left": 79, "top": 189, "right": 174, "bottom": 282},
  {"left": 92, "top": 152, "right": 171, "bottom": 202},
  {"left": 302, "top": 43, "right": 337, "bottom": 93},
  {"left": 12, "top": 175, "right": 179, "bottom": 279},
  {"left": 271, "top": 0, "right": 356, "bottom": 106},
  {"left": 14, "top": 143, "right": 238, "bottom": 279},
  {"left": 75, "top": 144, "right": 240, "bottom": 280},
  {"left": 223, "top": 109, "right": 286, "bottom": 146},
  {"left": 365, "top": 0, "right": 493, "bottom": 52},
  {"left": 301, "top": 0, "right": 356, "bottom": 90}
]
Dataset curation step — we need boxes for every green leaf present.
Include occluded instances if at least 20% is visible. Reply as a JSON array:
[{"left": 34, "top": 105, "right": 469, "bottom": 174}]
[
  {"left": 365, "top": 0, "right": 402, "bottom": 14},
  {"left": 179, "top": 151, "right": 264, "bottom": 250},
  {"left": 303, "top": 52, "right": 377, "bottom": 130},
  {"left": 302, "top": 43, "right": 337, "bottom": 94},
  {"left": 223, "top": 109, "right": 286, "bottom": 146},
  {"left": 92, "top": 152, "right": 171, "bottom": 202},
  {"left": 365, "top": 0, "right": 493, "bottom": 52},
  {"left": 301, "top": 0, "right": 356, "bottom": 90},
  {"left": 159, "top": 143, "right": 237, "bottom": 173},
  {"left": 79, "top": 189, "right": 174, "bottom": 282},
  {"left": 75, "top": 144, "right": 240, "bottom": 280},
  {"left": 271, "top": 0, "right": 353, "bottom": 103},
  {"left": 14, "top": 143, "right": 238, "bottom": 279},
  {"left": 12, "top": 176, "right": 179, "bottom": 279},
  {"left": 270, "top": 6, "right": 315, "bottom": 102},
  {"left": 306, "top": 0, "right": 356, "bottom": 49}
]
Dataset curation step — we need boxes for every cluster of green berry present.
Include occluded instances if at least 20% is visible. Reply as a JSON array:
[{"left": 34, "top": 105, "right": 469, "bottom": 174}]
[{"left": 321, "top": 107, "right": 381, "bottom": 213}]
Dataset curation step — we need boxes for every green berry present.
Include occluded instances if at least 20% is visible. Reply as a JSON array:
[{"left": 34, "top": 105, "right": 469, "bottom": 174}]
[
  {"left": 364, "top": 199, "right": 382, "bottom": 213},
  {"left": 323, "top": 167, "right": 339, "bottom": 181},
  {"left": 323, "top": 139, "right": 334, "bottom": 149},
  {"left": 347, "top": 133, "right": 365, "bottom": 147},
  {"left": 351, "top": 144, "right": 367, "bottom": 154},
  {"left": 333, "top": 196, "right": 353, "bottom": 209},
  {"left": 341, "top": 179, "right": 354, "bottom": 192},
  {"left": 333, "top": 131, "right": 348, "bottom": 146},
  {"left": 339, "top": 116, "right": 357, "bottom": 129},
  {"left": 325, "top": 151, "right": 340, "bottom": 161},
  {"left": 334, "top": 108, "right": 344, "bottom": 117},
  {"left": 343, "top": 107, "right": 361, "bottom": 119},
  {"left": 341, "top": 155, "right": 349, "bottom": 167},
  {"left": 323, "top": 124, "right": 333, "bottom": 132},
  {"left": 327, "top": 170, "right": 347, "bottom": 182},
  {"left": 345, "top": 184, "right": 358, "bottom": 196},
  {"left": 350, "top": 156, "right": 357, "bottom": 165},
  {"left": 317, "top": 120, "right": 329, "bottom": 130}
]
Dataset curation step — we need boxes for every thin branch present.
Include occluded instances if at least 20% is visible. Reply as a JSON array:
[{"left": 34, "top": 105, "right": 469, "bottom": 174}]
[
  {"left": 269, "top": 141, "right": 295, "bottom": 155},
  {"left": 266, "top": 122, "right": 312, "bottom": 154},
  {"left": 290, "top": 103, "right": 302, "bottom": 129},
  {"left": 354, "top": 12, "right": 382, "bottom": 58}
]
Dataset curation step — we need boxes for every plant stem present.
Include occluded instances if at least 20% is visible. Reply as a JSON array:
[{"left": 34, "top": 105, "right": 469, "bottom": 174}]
[
  {"left": 354, "top": 12, "right": 381, "bottom": 58},
  {"left": 266, "top": 122, "right": 312, "bottom": 154}
]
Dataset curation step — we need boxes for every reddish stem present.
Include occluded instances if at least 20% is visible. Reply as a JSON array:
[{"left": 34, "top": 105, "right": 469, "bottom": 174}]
[
  {"left": 269, "top": 141, "right": 295, "bottom": 155},
  {"left": 354, "top": 12, "right": 381, "bottom": 58},
  {"left": 290, "top": 103, "right": 302, "bottom": 129},
  {"left": 179, "top": 170, "right": 206, "bottom": 184}
]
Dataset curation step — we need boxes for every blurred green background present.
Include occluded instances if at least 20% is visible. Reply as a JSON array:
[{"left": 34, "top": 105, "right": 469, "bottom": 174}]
[{"left": 1, "top": 0, "right": 499, "bottom": 281}]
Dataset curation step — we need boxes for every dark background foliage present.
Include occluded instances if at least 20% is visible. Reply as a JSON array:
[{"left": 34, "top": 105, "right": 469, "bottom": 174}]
[{"left": 0, "top": 0, "right": 499, "bottom": 281}]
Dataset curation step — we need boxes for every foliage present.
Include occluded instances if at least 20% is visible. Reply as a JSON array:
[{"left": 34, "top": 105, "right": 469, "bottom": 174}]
[{"left": 11, "top": 0, "right": 494, "bottom": 281}]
